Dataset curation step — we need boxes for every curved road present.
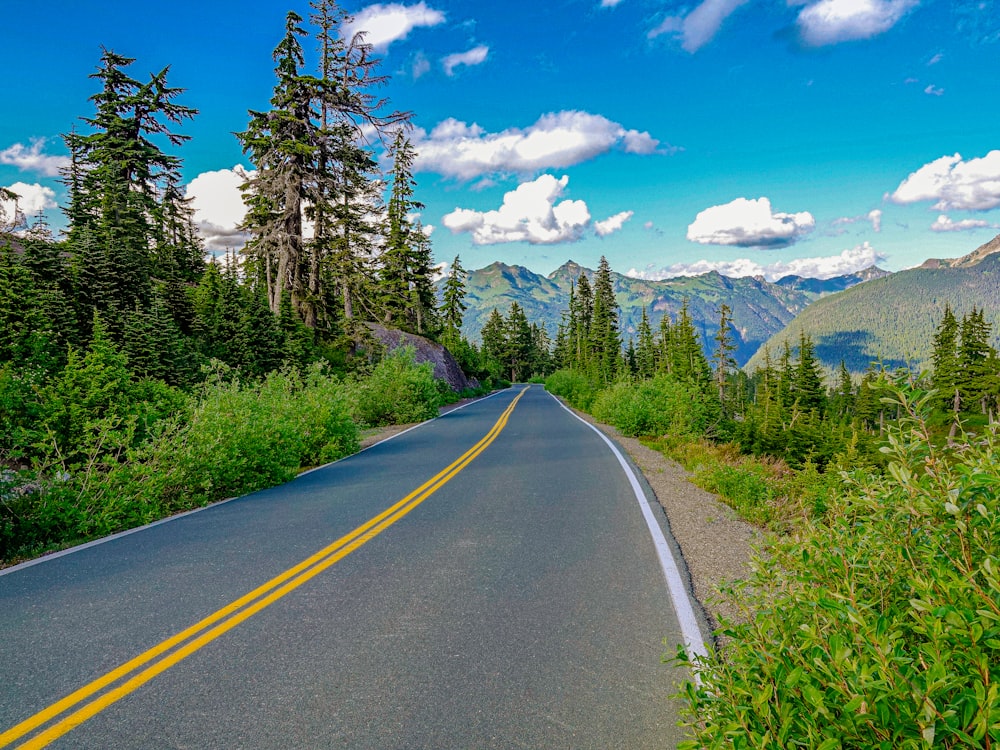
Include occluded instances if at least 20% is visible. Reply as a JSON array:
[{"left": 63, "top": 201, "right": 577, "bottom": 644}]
[{"left": 0, "top": 385, "right": 705, "bottom": 749}]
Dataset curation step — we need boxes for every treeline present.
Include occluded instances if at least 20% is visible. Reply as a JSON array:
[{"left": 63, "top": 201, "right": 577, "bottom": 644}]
[{"left": 0, "top": 1, "right": 507, "bottom": 564}]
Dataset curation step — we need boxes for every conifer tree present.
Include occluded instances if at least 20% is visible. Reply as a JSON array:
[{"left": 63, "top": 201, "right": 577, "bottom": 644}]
[
  {"left": 957, "top": 307, "right": 995, "bottom": 414},
  {"left": 440, "top": 255, "right": 468, "bottom": 339},
  {"left": 238, "top": 12, "right": 312, "bottom": 319},
  {"left": 635, "top": 307, "right": 656, "bottom": 379},
  {"left": 712, "top": 303, "right": 736, "bottom": 407},
  {"left": 588, "top": 256, "right": 620, "bottom": 382},
  {"left": 380, "top": 130, "right": 428, "bottom": 330},
  {"left": 792, "top": 331, "right": 825, "bottom": 412},
  {"left": 63, "top": 49, "right": 198, "bottom": 323},
  {"left": 573, "top": 273, "right": 593, "bottom": 367},
  {"left": 931, "top": 303, "right": 960, "bottom": 413}
]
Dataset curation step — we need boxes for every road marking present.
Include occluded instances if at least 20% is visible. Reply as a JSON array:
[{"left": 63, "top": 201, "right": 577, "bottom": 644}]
[
  {"left": 546, "top": 391, "right": 709, "bottom": 682},
  {"left": 1, "top": 388, "right": 527, "bottom": 750}
]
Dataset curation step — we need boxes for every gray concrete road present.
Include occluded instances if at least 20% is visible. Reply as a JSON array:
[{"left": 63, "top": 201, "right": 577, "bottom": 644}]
[{"left": 0, "top": 385, "right": 702, "bottom": 749}]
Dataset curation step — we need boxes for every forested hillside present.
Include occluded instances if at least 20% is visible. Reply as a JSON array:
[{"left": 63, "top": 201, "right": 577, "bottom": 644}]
[{"left": 746, "top": 235, "right": 1000, "bottom": 376}]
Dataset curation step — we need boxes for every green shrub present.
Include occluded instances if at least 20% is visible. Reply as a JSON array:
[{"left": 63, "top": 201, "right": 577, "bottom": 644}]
[
  {"left": 590, "top": 375, "right": 709, "bottom": 438},
  {"left": 677, "top": 383, "right": 1000, "bottom": 748},
  {"left": 348, "top": 347, "right": 441, "bottom": 427},
  {"left": 544, "top": 368, "right": 600, "bottom": 410}
]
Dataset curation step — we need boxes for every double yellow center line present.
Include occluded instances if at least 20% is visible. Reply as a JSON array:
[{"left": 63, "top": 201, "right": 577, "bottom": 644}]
[{"left": 2, "top": 388, "right": 527, "bottom": 749}]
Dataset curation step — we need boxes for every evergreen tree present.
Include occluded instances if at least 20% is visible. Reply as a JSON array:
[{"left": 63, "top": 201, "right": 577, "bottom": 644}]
[
  {"left": 792, "top": 331, "right": 825, "bottom": 413},
  {"left": 573, "top": 273, "right": 593, "bottom": 368},
  {"left": 588, "top": 256, "right": 620, "bottom": 382},
  {"left": 380, "top": 130, "right": 431, "bottom": 332},
  {"left": 829, "top": 359, "right": 855, "bottom": 422},
  {"left": 504, "top": 302, "right": 533, "bottom": 381},
  {"left": 635, "top": 307, "right": 656, "bottom": 380},
  {"left": 712, "top": 303, "right": 736, "bottom": 408},
  {"left": 440, "top": 255, "right": 468, "bottom": 338},
  {"left": 670, "top": 299, "right": 710, "bottom": 386},
  {"left": 63, "top": 49, "right": 198, "bottom": 322},
  {"left": 931, "top": 303, "right": 960, "bottom": 413},
  {"left": 957, "top": 307, "right": 995, "bottom": 414},
  {"left": 238, "top": 12, "right": 312, "bottom": 320},
  {"left": 480, "top": 307, "right": 506, "bottom": 377}
]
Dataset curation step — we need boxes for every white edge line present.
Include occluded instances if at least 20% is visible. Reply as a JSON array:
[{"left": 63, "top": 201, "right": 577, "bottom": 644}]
[
  {"left": 547, "top": 390, "right": 708, "bottom": 680},
  {"left": 0, "top": 389, "right": 509, "bottom": 578}
]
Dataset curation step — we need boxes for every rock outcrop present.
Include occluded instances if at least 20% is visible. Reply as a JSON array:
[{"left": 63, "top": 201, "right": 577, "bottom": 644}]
[{"left": 363, "top": 323, "right": 472, "bottom": 392}]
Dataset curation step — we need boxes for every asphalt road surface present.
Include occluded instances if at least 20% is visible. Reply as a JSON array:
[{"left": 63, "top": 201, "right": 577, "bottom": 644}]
[{"left": 0, "top": 385, "right": 705, "bottom": 749}]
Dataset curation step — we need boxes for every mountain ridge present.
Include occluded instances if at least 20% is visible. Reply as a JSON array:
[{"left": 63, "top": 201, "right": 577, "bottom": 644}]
[
  {"left": 746, "top": 233, "right": 1000, "bottom": 376},
  {"left": 448, "top": 259, "right": 882, "bottom": 366}
]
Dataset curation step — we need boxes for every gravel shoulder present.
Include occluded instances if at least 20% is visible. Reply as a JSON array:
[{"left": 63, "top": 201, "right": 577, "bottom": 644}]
[{"left": 575, "top": 411, "right": 761, "bottom": 640}]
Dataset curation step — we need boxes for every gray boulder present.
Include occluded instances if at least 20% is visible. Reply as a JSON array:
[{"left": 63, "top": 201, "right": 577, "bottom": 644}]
[{"left": 363, "top": 323, "right": 472, "bottom": 392}]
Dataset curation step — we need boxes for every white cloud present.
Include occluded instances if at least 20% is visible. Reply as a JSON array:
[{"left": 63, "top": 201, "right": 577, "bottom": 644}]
[
  {"left": 185, "top": 166, "right": 254, "bottom": 251},
  {"left": 687, "top": 196, "right": 815, "bottom": 247},
  {"left": 930, "top": 214, "right": 993, "bottom": 232},
  {"left": 412, "top": 52, "right": 431, "bottom": 79},
  {"left": 927, "top": 52, "right": 943, "bottom": 65},
  {"left": 889, "top": 151, "right": 1000, "bottom": 211},
  {"left": 832, "top": 208, "right": 882, "bottom": 233},
  {"left": 795, "top": 0, "right": 918, "bottom": 47},
  {"left": 411, "top": 110, "right": 661, "bottom": 180},
  {"left": 924, "top": 83, "right": 944, "bottom": 96},
  {"left": 442, "top": 174, "right": 597, "bottom": 245},
  {"left": 0, "top": 139, "right": 70, "bottom": 177},
  {"left": 627, "top": 242, "right": 886, "bottom": 282},
  {"left": 1, "top": 182, "right": 58, "bottom": 227},
  {"left": 594, "top": 210, "right": 634, "bottom": 237},
  {"left": 342, "top": 2, "right": 445, "bottom": 51},
  {"left": 649, "top": 0, "right": 749, "bottom": 52},
  {"left": 601, "top": 0, "right": 625, "bottom": 6},
  {"left": 442, "top": 45, "right": 489, "bottom": 76}
]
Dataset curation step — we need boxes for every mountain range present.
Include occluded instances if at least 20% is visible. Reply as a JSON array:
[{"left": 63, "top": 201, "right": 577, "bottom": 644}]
[
  {"left": 446, "top": 234, "right": 1000, "bottom": 375},
  {"left": 449, "top": 260, "right": 885, "bottom": 366}
]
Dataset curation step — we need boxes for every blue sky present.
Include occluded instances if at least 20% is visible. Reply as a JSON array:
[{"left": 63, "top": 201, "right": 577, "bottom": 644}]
[{"left": 2, "top": 0, "right": 1000, "bottom": 280}]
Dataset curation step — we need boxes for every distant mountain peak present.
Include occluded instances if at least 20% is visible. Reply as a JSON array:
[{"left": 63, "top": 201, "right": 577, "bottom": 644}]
[{"left": 920, "top": 233, "right": 1000, "bottom": 270}]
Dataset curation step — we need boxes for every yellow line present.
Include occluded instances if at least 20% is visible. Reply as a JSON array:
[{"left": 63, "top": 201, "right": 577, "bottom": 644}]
[{"left": 3, "top": 388, "right": 527, "bottom": 750}]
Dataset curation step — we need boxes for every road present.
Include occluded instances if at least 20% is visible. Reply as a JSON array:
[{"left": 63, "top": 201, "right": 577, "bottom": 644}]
[{"left": 0, "top": 385, "right": 706, "bottom": 749}]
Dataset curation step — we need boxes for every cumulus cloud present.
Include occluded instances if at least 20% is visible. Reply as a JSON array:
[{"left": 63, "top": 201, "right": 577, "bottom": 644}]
[
  {"left": 442, "top": 175, "right": 590, "bottom": 245},
  {"left": 889, "top": 151, "right": 1000, "bottom": 211},
  {"left": 1, "top": 182, "right": 58, "bottom": 227},
  {"left": 342, "top": 2, "right": 445, "bottom": 51},
  {"left": 185, "top": 166, "right": 254, "bottom": 251},
  {"left": 411, "top": 110, "right": 661, "bottom": 181},
  {"left": 794, "top": 0, "right": 918, "bottom": 47},
  {"left": 687, "top": 196, "right": 815, "bottom": 247},
  {"left": 442, "top": 174, "right": 629, "bottom": 245},
  {"left": 0, "top": 139, "right": 70, "bottom": 177},
  {"left": 627, "top": 242, "right": 886, "bottom": 282},
  {"left": 930, "top": 214, "right": 994, "bottom": 232},
  {"left": 442, "top": 45, "right": 489, "bottom": 76},
  {"left": 594, "top": 210, "right": 634, "bottom": 237},
  {"left": 649, "top": 0, "right": 749, "bottom": 53},
  {"left": 868, "top": 209, "right": 882, "bottom": 232}
]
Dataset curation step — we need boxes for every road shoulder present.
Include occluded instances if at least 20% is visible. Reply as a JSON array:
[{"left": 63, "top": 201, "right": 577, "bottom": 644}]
[{"left": 565, "top": 406, "right": 761, "bottom": 645}]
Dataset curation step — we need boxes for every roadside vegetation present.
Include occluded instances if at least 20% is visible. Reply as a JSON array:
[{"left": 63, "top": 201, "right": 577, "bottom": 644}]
[
  {"left": 0, "top": 345, "right": 463, "bottom": 566},
  {"left": 544, "top": 264, "right": 1000, "bottom": 746}
]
